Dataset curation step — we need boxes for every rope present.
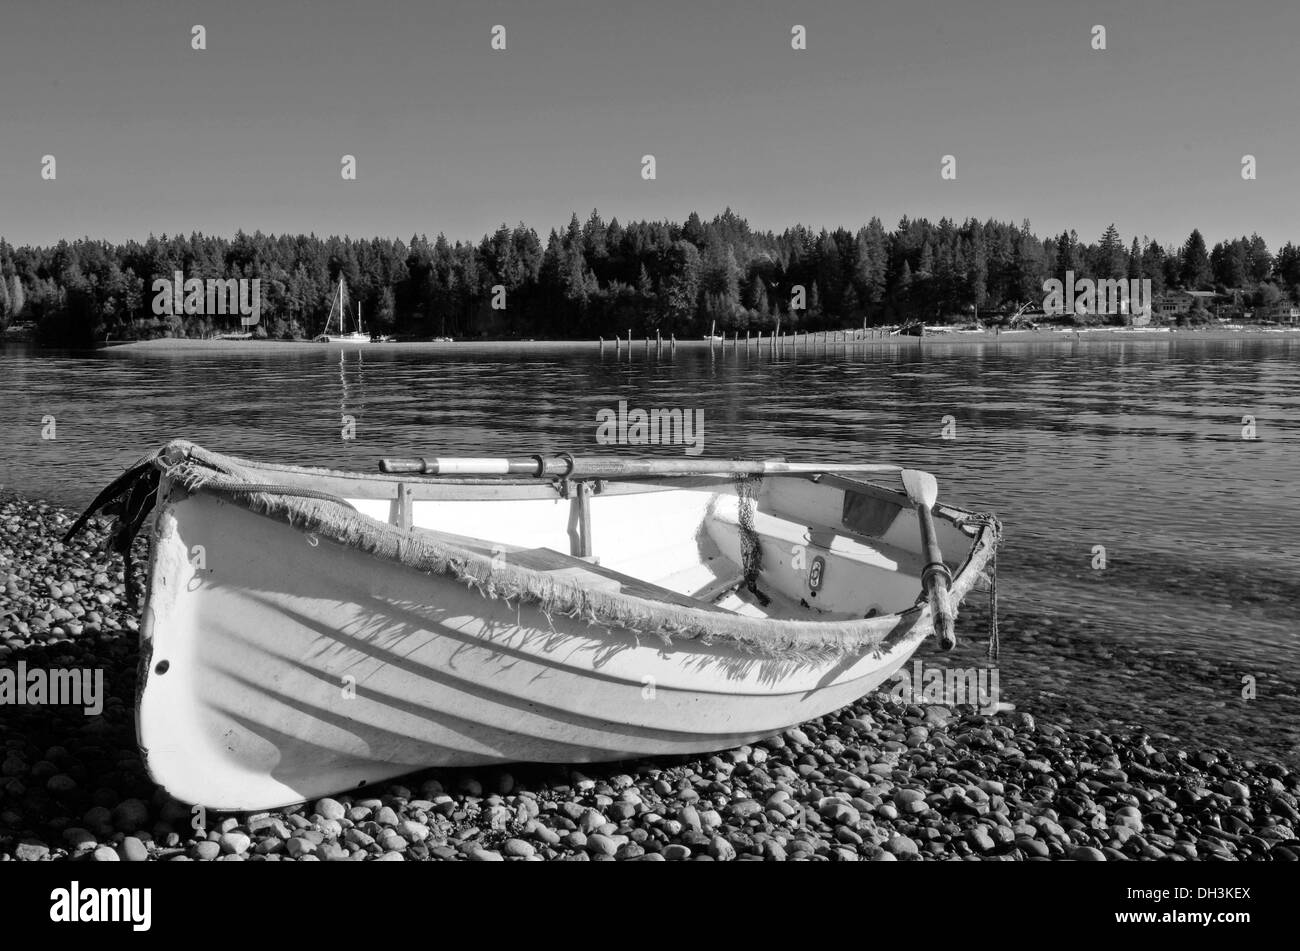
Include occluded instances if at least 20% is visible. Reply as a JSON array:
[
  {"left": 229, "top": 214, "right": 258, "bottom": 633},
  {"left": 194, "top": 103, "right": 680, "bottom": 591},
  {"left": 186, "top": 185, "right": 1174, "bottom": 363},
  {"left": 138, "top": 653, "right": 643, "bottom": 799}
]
[
  {"left": 63, "top": 456, "right": 162, "bottom": 611},
  {"left": 734, "top": 473, "right": 770, "bottom": 607},
  {"left": 956, "top": 511, "right": 1002, "bottom": 660},
  {"left": 160, "top": 455, "right": 357, "bottom": 511},
  {"left": 197, "top": 478, "right": 357, "bottom": 510},
  {"left": 986, "top": 543, "right": 999, "bottom": 660}
]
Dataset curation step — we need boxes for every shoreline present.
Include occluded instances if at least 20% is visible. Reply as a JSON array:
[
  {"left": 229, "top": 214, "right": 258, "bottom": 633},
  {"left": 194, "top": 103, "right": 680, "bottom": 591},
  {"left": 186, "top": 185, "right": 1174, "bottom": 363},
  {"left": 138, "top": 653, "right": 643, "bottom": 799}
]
[
  {"left": 68, "top": 325, "right": 1300, "bottom": 354},
  {"left": 2, "top": 493, "right": 1297, "bottom": 862}
]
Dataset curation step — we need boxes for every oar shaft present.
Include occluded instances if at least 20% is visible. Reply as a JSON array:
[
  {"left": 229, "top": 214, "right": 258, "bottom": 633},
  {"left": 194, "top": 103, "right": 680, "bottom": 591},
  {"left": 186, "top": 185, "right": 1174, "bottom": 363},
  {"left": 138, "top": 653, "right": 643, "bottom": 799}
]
[
  {"left": 378, "top": 454, "right": 902, "bottom": 479},
  {"left": 915, "top": 503, "right": 957, "bottom": 651}
]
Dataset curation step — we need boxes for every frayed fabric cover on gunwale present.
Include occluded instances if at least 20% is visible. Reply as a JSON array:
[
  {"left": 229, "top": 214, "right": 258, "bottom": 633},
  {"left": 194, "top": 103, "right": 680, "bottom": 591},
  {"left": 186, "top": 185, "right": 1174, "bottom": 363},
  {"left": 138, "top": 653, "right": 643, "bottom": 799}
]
[{"left": 100, "top": 440, "right": 998, "bottom": 662}]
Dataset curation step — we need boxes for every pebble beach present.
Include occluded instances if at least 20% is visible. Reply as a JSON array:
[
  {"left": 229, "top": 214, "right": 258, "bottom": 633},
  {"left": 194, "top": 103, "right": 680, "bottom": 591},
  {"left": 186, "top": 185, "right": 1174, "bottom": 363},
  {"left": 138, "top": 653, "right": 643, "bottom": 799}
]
[{"left": 2, "top": 495, "right": 1298, "bottom": 863}]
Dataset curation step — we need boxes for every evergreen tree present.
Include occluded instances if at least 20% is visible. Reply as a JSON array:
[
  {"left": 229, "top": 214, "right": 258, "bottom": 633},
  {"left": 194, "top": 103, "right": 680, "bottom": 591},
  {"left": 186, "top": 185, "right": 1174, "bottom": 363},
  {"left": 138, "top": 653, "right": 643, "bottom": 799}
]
[
  {"left": 10, "top": 275, "right": 25, "bottom": 319},
  {"left": 965, "top": 222, "right": 988, "bottom": 313},
  {"left": 1245, "top": 234, "right": 1272, "bottom": 284},
  {"left": 917, "top": 242, "right": 934, "bottom": 276},
  {"left": 1011, "top": 228, "right": 1046, "bottom": 303},
  {"left": 854, "top": 218, "right": 888, "bottom": 310},
  {"left": 840, "top": 282, "right": 860, "bottom": 319},
  {"left": 563, "top": 247, "right": 590, "bottom": 305},
  {"left": 1161, "top": 249, "right": 1181, "bottom": 291},
  {"left": 681, "top": 212, "right": 706, "bottom": 248},
  {"left": 816, "top": 230, "right": 844, "bottom": 314},
  {"left": 1054, "top": 229, "right": 1085, "bottom": 279},
  {"left": 746, "top": 274, "right": 768, "bottom": 313},
  {"left": 582, "top": 209, "right": 608, "bottom": 262},
  {"left": 374, "top": 287, "right": 396, "bottom": 333},
  {"left": 1097, "top": 224, "right": 1126, "bottom": 279},
  {"left": 1180, "top": 229, "right": 1212, "bottom": 289},
  {"left": 1275, "top": 243, "right": 1300, "bottom": 298},
  {"left": 1141, "top": 241, "right": 1167, "bottom": 295},
  {"left": 1210, "top": 239, "right": 1247, "bottom": 290},
  {"left": 894, "top": 260, "right": 913, "bottom": 311},
  {"left": 662, "top": 240, "right": 701, "bottom": 329},
  {"left": 636, "top": 264, "right": 654, "bottom": 300},
  {"left": 701, "top": 235, "right": 741, "bottom": 318}
]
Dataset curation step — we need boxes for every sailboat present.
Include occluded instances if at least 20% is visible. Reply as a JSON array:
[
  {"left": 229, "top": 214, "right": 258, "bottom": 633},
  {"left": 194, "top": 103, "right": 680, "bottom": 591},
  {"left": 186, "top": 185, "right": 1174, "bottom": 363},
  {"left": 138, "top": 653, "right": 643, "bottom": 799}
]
[{"left": 314, "top": 278, "right": 371, "bottom": 344}]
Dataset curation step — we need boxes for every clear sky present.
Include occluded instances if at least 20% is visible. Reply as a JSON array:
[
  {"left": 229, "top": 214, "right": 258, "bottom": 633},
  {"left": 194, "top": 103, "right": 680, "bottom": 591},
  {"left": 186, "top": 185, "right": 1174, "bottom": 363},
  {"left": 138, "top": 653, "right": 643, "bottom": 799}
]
[{"left": 1, "top": 0, "right": 1297, "bottom": 249}]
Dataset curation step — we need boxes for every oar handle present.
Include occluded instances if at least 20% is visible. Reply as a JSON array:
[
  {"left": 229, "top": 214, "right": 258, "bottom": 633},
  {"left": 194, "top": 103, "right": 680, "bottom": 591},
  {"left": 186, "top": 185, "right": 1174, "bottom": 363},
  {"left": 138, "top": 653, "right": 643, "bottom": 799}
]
[
  {"left": 380, "top": 456, "right": 547, "bottom": 476},
  {"left": 915, "top": 504, "right": 957, "bottom": 651}
]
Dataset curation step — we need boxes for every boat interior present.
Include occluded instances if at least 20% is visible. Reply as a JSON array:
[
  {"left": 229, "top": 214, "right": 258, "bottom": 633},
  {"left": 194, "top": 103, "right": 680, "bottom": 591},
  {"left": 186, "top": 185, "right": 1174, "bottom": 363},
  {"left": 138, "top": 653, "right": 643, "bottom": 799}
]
[{"left": 244, "top": 467, "right": 977, "bottom": 623}]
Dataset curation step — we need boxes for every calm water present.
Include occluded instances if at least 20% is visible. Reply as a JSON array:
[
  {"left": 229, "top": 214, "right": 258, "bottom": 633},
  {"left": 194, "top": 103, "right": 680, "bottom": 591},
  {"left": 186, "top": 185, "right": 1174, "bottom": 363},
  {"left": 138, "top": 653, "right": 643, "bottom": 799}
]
[{"left": 2, "top": 338, "right": 1298, "bottom": 760}]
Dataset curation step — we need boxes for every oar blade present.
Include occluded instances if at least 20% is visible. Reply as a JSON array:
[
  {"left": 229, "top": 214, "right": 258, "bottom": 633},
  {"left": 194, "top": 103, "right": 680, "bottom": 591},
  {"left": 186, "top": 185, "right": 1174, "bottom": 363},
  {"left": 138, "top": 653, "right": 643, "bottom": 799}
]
[{"left": 900, "top": 468, "right": 938, "bottom": 508}]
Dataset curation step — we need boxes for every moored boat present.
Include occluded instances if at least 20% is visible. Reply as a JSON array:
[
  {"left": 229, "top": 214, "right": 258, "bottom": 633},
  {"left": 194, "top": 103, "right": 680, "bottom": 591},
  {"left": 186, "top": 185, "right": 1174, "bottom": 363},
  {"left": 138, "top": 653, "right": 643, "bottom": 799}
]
[
  {"left": 68, "top": 443, "right": 1000, "bottom": 810},
  {"left": 314, "top": 278, "right": 372, "bottom": 343}
]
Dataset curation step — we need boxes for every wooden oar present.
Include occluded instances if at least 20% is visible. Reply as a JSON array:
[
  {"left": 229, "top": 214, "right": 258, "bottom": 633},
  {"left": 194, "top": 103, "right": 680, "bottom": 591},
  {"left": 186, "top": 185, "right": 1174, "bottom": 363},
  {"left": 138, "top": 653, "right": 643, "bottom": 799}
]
[
  {"left": 901, "top": 469, "right": 957, "bottom": 651},
  {"left": 378, "top": 454, "right": 903, "bottom": 479}
]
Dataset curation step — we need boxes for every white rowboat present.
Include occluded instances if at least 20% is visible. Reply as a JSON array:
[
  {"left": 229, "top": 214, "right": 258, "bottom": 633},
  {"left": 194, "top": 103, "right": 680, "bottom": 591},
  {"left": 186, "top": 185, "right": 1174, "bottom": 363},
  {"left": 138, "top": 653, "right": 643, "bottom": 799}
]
[{"left": 70, "top": 443, "right": 1000, "bottom": 811}]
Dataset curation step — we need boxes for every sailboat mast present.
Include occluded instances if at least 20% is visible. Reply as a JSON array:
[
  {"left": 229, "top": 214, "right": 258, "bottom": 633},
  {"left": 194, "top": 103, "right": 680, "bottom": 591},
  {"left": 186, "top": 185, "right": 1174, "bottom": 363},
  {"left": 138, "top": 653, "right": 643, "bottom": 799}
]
[{"left": 327, "top": 278, "right": 341, "bottom": 335}]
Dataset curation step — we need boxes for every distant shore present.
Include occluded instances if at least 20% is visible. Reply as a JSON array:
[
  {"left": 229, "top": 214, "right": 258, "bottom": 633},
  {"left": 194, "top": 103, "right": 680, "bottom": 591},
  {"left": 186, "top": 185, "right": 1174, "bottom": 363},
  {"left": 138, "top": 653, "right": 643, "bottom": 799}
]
[{"left": 96, "top": 325, "right": 1300, "bottom": 354}]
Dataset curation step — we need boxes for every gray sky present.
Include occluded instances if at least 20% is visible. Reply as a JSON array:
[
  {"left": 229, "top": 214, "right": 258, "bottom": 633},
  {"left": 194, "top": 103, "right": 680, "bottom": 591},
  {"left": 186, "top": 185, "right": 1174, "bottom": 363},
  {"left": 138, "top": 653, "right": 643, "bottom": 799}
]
[{"left": 2, "top": 0, "right": 1296, "bottom": 248}]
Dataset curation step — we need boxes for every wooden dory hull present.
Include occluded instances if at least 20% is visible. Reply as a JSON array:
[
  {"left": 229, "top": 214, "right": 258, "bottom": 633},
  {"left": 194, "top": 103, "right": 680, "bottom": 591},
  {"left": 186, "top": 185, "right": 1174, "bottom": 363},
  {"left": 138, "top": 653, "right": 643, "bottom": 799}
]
[{"left": 139, "top": 487, "right": 938, "bottom": 811}]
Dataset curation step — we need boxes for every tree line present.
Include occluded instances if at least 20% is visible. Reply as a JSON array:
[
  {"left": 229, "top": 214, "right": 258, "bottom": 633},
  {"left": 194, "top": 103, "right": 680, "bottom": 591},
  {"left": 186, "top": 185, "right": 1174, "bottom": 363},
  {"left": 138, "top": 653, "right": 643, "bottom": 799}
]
[{"left": 2, "top": 210, "right": 1298, "bottom": 344}]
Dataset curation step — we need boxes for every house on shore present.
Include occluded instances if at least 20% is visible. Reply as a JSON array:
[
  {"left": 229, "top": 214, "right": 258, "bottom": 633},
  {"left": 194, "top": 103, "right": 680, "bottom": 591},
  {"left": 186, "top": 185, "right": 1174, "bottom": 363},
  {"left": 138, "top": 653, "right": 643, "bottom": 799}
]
[
  {"left": 1154, "top": 290, "right": 1219, "bottom": 320},
  {"left": 1154, "top": 289, "right": 1300, "bottom": 324},
  {"left": 1258, "top": 300, "right": 1300, "bottom": 323}
]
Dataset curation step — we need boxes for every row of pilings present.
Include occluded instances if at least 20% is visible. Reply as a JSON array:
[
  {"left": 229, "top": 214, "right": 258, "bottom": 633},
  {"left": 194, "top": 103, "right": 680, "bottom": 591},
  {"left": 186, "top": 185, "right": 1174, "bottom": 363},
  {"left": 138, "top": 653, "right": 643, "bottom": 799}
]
[{"left": 598, "top": 327, "right": 901, "bottom": 358}]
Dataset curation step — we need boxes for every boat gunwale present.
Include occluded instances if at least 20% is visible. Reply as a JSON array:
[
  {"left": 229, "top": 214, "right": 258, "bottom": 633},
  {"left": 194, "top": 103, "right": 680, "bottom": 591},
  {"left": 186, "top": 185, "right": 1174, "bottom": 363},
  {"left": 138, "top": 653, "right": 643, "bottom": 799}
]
[{"left": 146, "top": 441, "right": 999, "bottom": 662}]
